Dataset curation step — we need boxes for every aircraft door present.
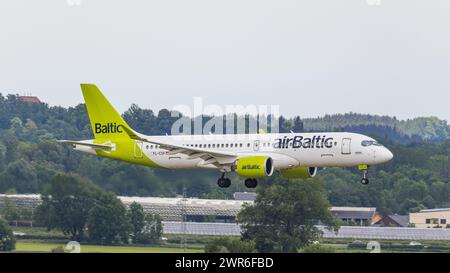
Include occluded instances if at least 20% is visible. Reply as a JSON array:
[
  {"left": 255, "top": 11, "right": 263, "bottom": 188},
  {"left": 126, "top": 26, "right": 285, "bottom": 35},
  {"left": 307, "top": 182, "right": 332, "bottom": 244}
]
[
  {"left": 253, "top": 140, "right": 260, "bottom": 152},
  {"left": 341, "top": 138, "right": 351, "bottom": 155},
  {"left": 134, "top": 140, "right": 143, "bottom": 159}
]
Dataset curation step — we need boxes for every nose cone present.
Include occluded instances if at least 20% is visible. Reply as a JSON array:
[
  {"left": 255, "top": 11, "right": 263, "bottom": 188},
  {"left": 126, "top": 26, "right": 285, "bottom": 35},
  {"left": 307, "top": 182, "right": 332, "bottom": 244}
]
[{"left": 384, "top": 149, "right": 394, "bottom": 162}]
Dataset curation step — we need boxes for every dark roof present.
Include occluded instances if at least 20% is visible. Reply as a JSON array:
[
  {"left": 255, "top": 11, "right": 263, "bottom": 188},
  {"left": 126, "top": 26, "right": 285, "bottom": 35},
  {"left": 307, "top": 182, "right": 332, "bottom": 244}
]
[
  {"left": 331, "top": 208, "right": 377, "bottom": 220},
  {"left": 388, "top": 214, "right": 410, "bottom": 227},
  {"left": 332, "top": 211, "right": 375, "bottom": 220}
]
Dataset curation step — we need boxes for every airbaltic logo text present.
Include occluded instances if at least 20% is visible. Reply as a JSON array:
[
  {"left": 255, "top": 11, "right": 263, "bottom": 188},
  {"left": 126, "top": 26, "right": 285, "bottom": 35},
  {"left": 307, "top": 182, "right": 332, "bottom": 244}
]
[
  {"left": 242, "top": 165, "right": 261, "bottom": 170},
  {"left": 95, "top": 123, "right": 123, "bottom": 134},
  {"left": 274, "top": 135, "right": 334, "bottom": 149}
]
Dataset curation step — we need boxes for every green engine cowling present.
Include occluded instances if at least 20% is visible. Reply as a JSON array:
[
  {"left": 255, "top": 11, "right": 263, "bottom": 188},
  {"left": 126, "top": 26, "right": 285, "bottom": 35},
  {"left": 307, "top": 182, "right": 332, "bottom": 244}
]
[
  {"left": 236, "top": 156, "right": 274, "bottom": 178},
  {"left": 280, "top": 166, "right": 318, "bottom": 179}
]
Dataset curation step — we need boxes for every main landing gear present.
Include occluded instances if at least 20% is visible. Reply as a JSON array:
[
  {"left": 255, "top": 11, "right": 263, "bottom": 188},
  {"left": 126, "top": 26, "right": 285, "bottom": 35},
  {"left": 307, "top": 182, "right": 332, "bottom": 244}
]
[
  {"left": 217, "top": 173, "right": 231, "bottom": 188},
  {"left": 244, "top": 178, "right": 258, "bottom": 189},
  {"left": 217, "top": 174, "right": 258, "bottom": 189},
  {"left": 359, "top": 165, "right": 370, "bottom": 185}
]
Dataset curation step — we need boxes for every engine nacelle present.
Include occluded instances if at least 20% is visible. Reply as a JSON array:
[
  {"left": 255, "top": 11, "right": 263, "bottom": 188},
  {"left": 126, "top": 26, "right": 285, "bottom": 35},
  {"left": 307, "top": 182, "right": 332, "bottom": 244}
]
[
  {"left": 280, "top": 166, "right": 318, "bottom": 179},
  {"left": 236, "top": 156, "right": 274, "bottom": 178}
]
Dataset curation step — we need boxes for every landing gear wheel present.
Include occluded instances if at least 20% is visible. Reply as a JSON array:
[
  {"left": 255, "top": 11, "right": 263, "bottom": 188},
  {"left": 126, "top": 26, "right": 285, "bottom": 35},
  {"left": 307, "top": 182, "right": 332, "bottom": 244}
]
[
  {"left": 361, "top": 178, "right": 370, "bottom": 185},
  {"left": 217, "top": 174, "right": 231, "bottom": 188},
  {"left": 244, "top": 178, "right": 258, "bottom": 189}
]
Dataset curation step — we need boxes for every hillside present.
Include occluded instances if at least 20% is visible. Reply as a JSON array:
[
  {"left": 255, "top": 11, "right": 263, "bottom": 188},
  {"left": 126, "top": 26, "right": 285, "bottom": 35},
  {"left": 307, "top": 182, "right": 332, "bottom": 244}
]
[{"left": 0, "top": 93, "right": 449, "bottom": 214}]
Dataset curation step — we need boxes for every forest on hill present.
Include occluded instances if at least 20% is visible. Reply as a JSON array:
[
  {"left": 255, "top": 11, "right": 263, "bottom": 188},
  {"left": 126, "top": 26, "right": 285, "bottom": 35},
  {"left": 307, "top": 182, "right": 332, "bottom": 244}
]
[{"left": 0, "top": 93, "right": 449, "bottom": 215}]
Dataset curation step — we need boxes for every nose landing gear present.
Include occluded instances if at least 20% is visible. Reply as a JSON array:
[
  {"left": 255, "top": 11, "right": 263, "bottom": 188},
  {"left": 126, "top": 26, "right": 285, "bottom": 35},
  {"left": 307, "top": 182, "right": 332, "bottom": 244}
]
[
  {"left": 217, "top": 173, "right": 231, "bottom": 188},
  {"left": 359, "top": 165, "right": 370, "bottom": 185}
]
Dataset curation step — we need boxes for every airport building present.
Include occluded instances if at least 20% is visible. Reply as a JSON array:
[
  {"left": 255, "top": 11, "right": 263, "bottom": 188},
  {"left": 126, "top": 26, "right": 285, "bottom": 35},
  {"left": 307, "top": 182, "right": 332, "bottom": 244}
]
[
  {"left": 330, "top": 207, "right": 377, "bottom": 226},
  {"left": 409, "top": 208, "right": 450, "bottom": 228},
  {"left": 0, "top": 194, "right": 378, "bottom": 225},
  {"left": 4, "top": 194, "right": 450, "bottom": 240}
]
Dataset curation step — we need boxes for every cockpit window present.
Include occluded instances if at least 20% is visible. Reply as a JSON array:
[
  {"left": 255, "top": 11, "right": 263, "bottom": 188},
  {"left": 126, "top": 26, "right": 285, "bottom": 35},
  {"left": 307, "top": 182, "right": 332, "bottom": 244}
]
[{"left": 362, "top": 140, "right": 383, "bottom": 147}]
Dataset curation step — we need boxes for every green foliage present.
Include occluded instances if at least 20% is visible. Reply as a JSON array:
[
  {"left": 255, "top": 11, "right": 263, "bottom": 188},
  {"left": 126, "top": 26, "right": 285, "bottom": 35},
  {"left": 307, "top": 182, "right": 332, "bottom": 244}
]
[
  {"left": 301, "top": 244, "right": 336, "bottom": 253},
  {"left": 35, "top": 173, "right": 138, "bottom": 245},
  {"left": 51, "top": 246, "right": 66, "bottom": 253},
  {"left": 0, "top": 217, "right": 16, "bottom": 251},
  {"left": 0, "top": 159, "right": 38, "bottom": 193},
  {"left": 128, "top": 202, "right": 145, "bottom": 240},
  {"left": 0, "top": 93, "right": 449, "bottom": 216},
  {"left": 87, "top": 192, "right": 131, "bottom": 245},
  {"left": 205, "top": 237, "right": 256, "bottom": 253},
  {"left": 139, "top": 214, "right": 163, "bottom": 244},
  {"left": 36, "top": 173, "right": 101, "bottom": 241},
  {"left": 238, "top": 177, "right": 339, "bottom": 253},
  {"left": 127, "top": 202, "right": 163, "bottom": 244}
]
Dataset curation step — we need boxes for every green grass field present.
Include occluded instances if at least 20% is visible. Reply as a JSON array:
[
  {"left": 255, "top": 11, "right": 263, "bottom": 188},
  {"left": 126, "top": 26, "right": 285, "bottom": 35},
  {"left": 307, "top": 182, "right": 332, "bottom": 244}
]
[
  {"left": 15, "top": 241, "right": 203, "bottom": 253},
  {"left": 11, "top": 227, "right": 450, "bottom": 253}
]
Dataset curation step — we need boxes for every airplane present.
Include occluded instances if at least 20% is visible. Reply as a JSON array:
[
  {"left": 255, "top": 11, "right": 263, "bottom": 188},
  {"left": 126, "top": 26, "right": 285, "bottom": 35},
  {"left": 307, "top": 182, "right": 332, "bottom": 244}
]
[{"left": 59, "top": 84, "right": 394, "bottom": 188}]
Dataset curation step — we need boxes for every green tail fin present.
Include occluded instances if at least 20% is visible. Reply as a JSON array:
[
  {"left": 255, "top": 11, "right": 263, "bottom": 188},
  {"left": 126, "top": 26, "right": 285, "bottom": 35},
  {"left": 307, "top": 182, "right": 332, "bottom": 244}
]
[{"left": 81, "top": 84, "right": 133, "bottom": 140}]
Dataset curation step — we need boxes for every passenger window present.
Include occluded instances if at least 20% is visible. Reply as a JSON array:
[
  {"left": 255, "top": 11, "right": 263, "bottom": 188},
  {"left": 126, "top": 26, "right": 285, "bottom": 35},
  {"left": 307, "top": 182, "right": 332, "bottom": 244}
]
[
  {"left": 240, "top": 143, "right": 243, "bottom": 148},
  {"left": 226, "top": 144, "right": 229, "bottom": 148}
]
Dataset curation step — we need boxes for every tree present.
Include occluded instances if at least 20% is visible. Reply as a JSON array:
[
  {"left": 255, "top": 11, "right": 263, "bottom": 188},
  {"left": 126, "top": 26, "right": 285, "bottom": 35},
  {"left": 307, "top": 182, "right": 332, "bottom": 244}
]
[
  {"left": 37, "top": 173, "right": 100, "bottom": 241},
  {"left": 33, "top": 197, "right": 57, "bottom": 229},
  {"left": 291, "top": 116, "right": 304, "bottom": 132},
  {"left": 0, "top": 143, "right": 6, "bottom": 171},
  {"left": 1, "top": 159, "right": 38, "bottom": 193},
  {"left": 0, "top": 218, "right": 16, "bottom": 251},
  {"left": 128, "top": 202, "right": 145, "bottom": 241},
  {"left": 128, "top": 202, "right": 162, "bottom": 244},
  {"left": 205, "top": 237, "right": 256, "bottom": 253},
  {"left": 138, "top": 213, "right": 163, "bottom": 244},
  {"left": 87, "top": 192, "right": 131, "bottom": 245},
  {"left": 238, "top": 177, "right": 339, "bottom": 253},
  {"left": 127, "top": 202, "right": 163, "bottom": 244},
  {"left": 2, "top": 130, "right": 19, "bottom": 162}
]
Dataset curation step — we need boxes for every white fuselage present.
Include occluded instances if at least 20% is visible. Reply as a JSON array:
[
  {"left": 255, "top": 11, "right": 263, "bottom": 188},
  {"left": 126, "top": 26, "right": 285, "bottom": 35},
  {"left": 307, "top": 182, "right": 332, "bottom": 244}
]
[{"left": 87, "top": 132, "right": 393, "bottom": 171}]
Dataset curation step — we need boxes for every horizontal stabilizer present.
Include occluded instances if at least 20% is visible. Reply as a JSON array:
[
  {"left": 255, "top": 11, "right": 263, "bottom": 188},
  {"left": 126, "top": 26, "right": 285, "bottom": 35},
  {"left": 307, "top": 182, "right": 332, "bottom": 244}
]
[{"left": 57, "top": 140, "right": 113, "bottom": 150}]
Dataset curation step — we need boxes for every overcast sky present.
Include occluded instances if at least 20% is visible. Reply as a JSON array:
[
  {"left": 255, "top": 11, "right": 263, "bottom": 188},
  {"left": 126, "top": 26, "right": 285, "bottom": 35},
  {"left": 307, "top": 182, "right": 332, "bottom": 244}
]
[{"left": 1, "top": 0, "right": 449, "bottom": 121}]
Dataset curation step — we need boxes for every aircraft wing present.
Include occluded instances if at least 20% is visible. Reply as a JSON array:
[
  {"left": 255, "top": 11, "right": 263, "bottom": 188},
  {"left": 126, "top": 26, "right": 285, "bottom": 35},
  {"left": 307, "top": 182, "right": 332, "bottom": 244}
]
[
  {"left": 57, "top": 140, "right": 113, "bottom": 150},
  {"left": 140, "top": 137, "right": 238, "bottom": 166},
  {"left": 121, "top": 127, "right": 238, "bottom": 166}
]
